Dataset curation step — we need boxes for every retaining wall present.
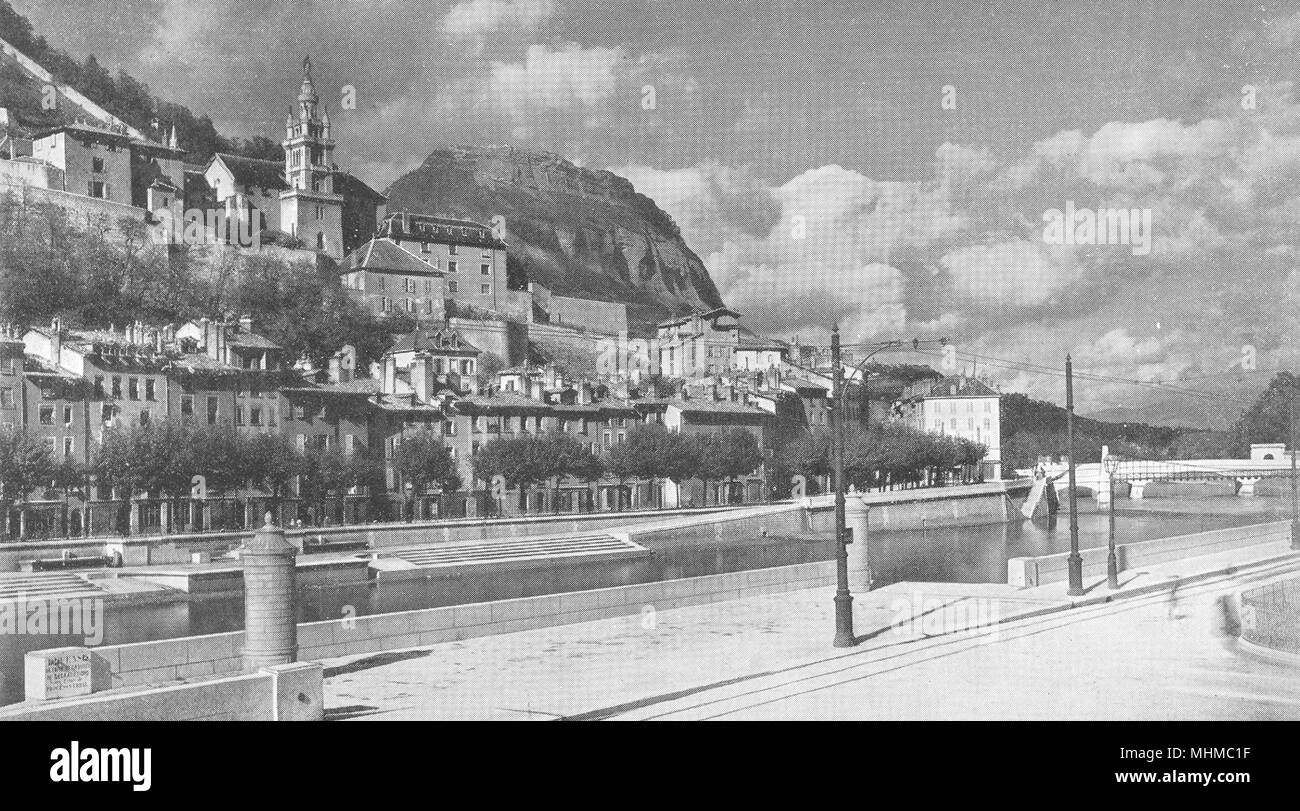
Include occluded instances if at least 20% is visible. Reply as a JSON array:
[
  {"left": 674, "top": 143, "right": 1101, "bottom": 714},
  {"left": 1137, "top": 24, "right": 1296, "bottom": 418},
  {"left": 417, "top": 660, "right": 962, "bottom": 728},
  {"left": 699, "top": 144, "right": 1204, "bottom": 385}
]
[
  {"left": 1007, "top": 521, "right": 1292, "bottom": 587},
  {"left": 57, "top": 559, "right": 837, "bottom": 692},
  {"left": 0, "top": 662, "right": 322, "bottom": 721}
]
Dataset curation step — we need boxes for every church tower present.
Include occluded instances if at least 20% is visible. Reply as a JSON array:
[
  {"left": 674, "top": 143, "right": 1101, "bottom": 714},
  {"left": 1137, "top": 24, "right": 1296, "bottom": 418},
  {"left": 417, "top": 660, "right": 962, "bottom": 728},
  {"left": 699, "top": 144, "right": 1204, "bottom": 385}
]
[{"left": 280, "top": 56, "right": 343, "bottom": 259}]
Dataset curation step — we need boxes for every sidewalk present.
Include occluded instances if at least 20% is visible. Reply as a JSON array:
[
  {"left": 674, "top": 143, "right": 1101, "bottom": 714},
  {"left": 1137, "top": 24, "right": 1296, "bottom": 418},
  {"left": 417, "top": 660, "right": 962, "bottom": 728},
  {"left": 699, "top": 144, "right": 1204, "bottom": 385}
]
[{"left": 320, "top": 540, "right": 1300, "bottom": 721}]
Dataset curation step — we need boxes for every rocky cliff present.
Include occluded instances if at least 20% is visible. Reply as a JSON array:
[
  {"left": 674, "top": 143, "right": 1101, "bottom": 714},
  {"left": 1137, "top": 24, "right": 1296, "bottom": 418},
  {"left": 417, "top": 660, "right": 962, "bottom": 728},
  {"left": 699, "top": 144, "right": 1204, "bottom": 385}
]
[{"left": 382, "top": 146, "right": 725, "bottom": 327}]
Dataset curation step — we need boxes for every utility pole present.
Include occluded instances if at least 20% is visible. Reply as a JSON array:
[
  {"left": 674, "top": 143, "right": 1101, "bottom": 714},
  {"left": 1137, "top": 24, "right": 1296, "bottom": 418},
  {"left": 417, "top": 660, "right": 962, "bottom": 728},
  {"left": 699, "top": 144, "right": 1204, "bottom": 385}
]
[
  {"left": 1065, "top": 354, "right": 1084, "bottom": 596},
  {"left": 831, "top": 326, "right": 855, "bottom": 647}
]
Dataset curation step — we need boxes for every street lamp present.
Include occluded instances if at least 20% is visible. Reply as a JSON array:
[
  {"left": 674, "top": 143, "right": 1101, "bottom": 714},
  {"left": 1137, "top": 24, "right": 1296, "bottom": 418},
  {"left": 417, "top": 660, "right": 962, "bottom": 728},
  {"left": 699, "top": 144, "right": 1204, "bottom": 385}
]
[
  {"left": 829, "top": 331, "right": 947, "bottom": 648},
  {"left": 1103, "top": 454, "right": 1119, "bottom": 589}
]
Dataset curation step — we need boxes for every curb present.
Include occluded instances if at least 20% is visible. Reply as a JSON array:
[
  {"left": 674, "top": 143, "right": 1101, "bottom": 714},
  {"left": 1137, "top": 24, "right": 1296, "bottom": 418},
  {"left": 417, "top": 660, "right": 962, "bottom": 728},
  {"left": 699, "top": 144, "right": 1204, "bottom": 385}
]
[
  {"left": 1235, "top": 636, "right": 1300, "bottom": 668},
  {"left": 992, "top": 550, "right": 1300, "bottom": 628}
]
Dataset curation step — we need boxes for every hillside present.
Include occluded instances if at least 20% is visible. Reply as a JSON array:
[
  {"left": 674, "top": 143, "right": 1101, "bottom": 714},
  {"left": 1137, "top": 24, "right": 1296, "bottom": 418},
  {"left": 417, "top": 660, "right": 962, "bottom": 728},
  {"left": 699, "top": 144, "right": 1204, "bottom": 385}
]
[
  {"left": 0, "top": 0, "right": 278, "bottom": 163},
  {"left": 383, "top": 146, "right": 727, "bottom": 327}
]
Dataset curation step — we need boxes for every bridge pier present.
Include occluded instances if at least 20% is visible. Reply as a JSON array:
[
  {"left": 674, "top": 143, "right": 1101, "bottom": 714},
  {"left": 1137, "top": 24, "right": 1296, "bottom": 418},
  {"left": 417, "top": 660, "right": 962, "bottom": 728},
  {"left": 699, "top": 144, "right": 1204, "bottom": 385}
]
[
  {"left": 1236, "top": 478, "right": 1261, "bottom": 497},
  {"left": 1126, "top": 480, "right": 1150, "bottom": 499}
]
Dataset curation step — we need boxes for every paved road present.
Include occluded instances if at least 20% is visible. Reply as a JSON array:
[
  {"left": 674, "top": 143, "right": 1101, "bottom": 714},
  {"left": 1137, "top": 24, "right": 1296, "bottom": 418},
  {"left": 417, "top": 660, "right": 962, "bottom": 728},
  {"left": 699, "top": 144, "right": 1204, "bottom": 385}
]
[{"left": 610, "top": 564, "right": 1300, "bottom": 720}]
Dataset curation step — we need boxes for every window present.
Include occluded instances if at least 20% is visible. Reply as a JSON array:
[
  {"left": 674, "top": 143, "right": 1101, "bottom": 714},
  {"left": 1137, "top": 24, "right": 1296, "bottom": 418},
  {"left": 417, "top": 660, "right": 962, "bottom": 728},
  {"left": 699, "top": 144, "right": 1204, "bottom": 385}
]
[
  {"left": 424, "top": 279, "right": 433, "bottom": 294},
  {"left": 250, "top": 407, "right": 262, "bottom": 426},
  {"left": 139, "top": 409, "right": 150, "bottom": 426},
  {"left": 448, "top": 261, "right": 457, "bottom": 273},
  {"left": 250, "top": 380, "right": 260, "bottom": 398},
  {"left": 63, "top": 437, "right": 74, "bottom": 457},
  {"left": 344, "top": 434, "right": 355, "bottom": 455},
  {"left": 181, "top": 396, "right": 194, "bottom": 418},
  {"left": 88, "top": 181, "right": 105, "bottom": 198},
  {"left": 101, "top": 404, "right": 113, "bottom": 423},
  {"left": 316, "top": 233, "right": 325, "bottom": 250},
  {"left": 482, "top": 248, "right": 492, "bottom": 258},
  {"left": 145, "top": 379, "right": 155, "bottom": 401},
  {"left": 404, "top": 277, "right": 415, "bottom": 293},
  {"left": 380, "top": 296, "right": 390, "bottom": 312},
  {"left": 63, "top": 405, "right": 72, "bottom": 426},
  {"left": 447, "top": 281, "right": 457, "bottom": 294},
  {"left": 378, "top": 276, "right": 386, "bottom": 291},
  {"left": 480, "top": 284, "right": 490, "bottom": 295},
  {"left": 235, "top": 406, "right": 244, "bottom": 426},
  {"left": 444, "top": 421, "right": 456, "bottom": 437},
  {"left": 93, "top": 376, "right": 104, "bottom": 398},
  {"left": 0, "top": 388, "right": 11, "bottom": 409},
  {"left": 92, "top": 157, "right": 104, "bottom": 173},
  {"left": 39, "top": 405, "right": 54, "bottom": 425},
  {"left": 472, "top": 416, "right": 483, "bottom": 433},
  {"left": 481, "top": 264, "right": 490, "bottom": 275},
  {"left": 421, "top": 242, "right": 431, "bottom": 253},
  {"left": 461, "top": 359, "right": 474, "bottom": 375},
  {"left": 207, "top": 396, "right": 219, "bottom": 425},
  {"left": 294, "top": 405, "right": 307, "bottom": 420},
  {"left": 111, "top": 377, "right": 122, "bottom": 398},
  {"left": 406, "top": 299, "right": 415, "bottom": 313},
  {"left": 128, "top": 378, "right": 139, "bottom": 400},
  {"left": 449, "top": 244, "right": 458, "bottom": 255},
  {"left": 315, "top": 205, "right": 324, "bottom": 220}
]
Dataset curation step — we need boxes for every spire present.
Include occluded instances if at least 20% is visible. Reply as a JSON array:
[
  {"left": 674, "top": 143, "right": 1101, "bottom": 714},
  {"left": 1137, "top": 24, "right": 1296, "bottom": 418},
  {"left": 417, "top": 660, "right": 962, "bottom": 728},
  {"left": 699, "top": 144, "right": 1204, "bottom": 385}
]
[
  {"left": 168, "top": 124, "right": 178, "bottom": 149},
  {"left": 299, "top": 55, "right": 317, "bottom": 103}
]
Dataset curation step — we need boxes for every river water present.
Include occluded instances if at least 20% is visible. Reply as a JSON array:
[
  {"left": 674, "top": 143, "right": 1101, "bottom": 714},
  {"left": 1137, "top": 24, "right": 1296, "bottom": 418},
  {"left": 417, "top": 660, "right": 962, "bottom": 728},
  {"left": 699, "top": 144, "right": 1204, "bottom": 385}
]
[{"left": 0, "top": 495, "right": 1292, "bottom": 705}]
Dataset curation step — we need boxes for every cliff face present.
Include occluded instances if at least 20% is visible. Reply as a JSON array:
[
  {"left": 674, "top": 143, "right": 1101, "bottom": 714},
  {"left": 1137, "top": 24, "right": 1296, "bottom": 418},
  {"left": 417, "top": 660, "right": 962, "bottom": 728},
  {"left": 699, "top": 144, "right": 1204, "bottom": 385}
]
[{"left": 383, "top": 146, "right": 725, "bottom": 327}]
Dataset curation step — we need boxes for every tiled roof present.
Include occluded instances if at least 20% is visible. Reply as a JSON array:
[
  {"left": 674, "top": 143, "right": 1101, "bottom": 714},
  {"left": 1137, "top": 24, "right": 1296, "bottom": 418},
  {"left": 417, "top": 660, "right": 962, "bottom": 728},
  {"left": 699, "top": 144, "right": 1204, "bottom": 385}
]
[
  {"left": 333, "top": 170, "right": 387, "bottom": 202},
  {"left": 388, "top": 327, "right": 479, "bottom": 356},
  {"left": 344, "top": 238, "right": 443, "bottom": 276},
  {"left": 226, "top": 330, "right": 281, "bottom": 350},
  {"left": 282, "top": 378, "right": 381, "bottom": 395},
  {"left": 667, "top": 400, "right": 769, "bottom": 417},
  {"left": 213, "top": 154, "right": 289, "bottom": 190}
]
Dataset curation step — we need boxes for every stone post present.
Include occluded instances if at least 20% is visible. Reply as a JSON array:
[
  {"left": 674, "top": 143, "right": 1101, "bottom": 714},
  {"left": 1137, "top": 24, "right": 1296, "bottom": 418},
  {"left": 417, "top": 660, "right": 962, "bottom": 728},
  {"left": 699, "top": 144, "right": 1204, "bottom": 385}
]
[
  {"left": 846, "top": 495, "right": 871, "bottom": 592},
  {"left": 242, "top": 512, "right": 298, "bottom": 671}
]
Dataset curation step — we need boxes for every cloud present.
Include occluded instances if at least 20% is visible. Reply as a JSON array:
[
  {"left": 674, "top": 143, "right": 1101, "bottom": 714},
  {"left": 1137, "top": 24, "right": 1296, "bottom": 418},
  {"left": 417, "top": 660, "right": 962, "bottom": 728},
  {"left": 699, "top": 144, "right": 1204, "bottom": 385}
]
[{"left": 442, "top": 0, "right": 555, "bottom": 45}]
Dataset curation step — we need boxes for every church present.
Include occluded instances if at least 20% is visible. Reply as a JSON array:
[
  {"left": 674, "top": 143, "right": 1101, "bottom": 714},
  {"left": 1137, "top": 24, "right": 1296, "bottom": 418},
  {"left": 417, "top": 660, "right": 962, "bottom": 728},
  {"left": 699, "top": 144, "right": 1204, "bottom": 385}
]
[{"left": 198, "top": 57, "right": 386, "bottom": 259}]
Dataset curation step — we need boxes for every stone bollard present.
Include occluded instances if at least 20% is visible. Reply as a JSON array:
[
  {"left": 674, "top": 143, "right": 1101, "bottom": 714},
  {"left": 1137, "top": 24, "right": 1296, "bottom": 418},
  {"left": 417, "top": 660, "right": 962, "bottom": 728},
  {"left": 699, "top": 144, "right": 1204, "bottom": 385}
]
[
  {"left": 845, "top": 496, "right": 871, "bottom": 592},
  {"left": 242, "top": 512, "right": 298, "bottom": 671}
]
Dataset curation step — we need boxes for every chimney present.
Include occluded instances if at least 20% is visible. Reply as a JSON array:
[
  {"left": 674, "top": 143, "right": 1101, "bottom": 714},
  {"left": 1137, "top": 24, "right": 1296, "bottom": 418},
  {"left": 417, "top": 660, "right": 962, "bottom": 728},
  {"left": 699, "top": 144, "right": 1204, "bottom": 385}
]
[
  {"left": 411, "top": 352, "right": 434, "bottom": 403},
  {"left": 200, "top": 317, "right": 217, "bottom": 360},
  {"left": 239, "top": 314, "right": 253, "bottom": 334},
  {"left": 530, "top": 378, "right": 543, "bottom": 401},
  {"left": 49, "top": 317, "right": 62, "bottom": 366},
  {"left": 152, "top": 328, "right": 163, "bottom": 354},
  {"left": 328, "top": 354, "right": 342, "bottom": 383},
  {"left": 579, "top": 381, "right": 593, "bottom": 405},
  {"left": 383, "top": 355, "right": 397, "bottom": 394}
]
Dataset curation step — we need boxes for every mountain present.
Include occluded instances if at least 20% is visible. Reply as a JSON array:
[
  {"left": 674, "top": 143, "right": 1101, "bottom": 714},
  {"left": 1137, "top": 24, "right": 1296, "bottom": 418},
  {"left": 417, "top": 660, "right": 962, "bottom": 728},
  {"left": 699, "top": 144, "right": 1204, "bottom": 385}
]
[{"left": 383, "top": 146, "right": 726, "bottom": 327}]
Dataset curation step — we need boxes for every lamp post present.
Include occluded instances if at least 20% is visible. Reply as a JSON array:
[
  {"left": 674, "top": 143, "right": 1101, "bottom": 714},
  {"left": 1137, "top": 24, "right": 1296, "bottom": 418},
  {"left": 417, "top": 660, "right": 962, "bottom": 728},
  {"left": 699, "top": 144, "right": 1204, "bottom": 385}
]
[
  {"left": 1065, "top": 354, "right": 1084, "bottom": 596},
  {"left": 1103, "top": 454, "right": 1119, "bottom": 589},
  {"left": 829, "top": 332, "right": 947, "bottom": 648}
]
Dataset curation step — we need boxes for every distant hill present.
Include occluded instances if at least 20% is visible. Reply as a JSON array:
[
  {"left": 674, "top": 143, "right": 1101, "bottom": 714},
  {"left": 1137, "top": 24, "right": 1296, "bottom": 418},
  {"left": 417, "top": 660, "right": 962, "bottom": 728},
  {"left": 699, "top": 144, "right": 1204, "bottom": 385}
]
[{"left": 383, "top": 146, "right": 727, "bottom": 327}]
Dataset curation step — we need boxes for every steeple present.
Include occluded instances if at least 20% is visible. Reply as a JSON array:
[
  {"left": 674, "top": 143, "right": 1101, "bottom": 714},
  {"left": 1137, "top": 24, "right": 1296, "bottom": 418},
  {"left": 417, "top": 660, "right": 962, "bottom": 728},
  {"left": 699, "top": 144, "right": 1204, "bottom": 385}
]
[
  {"left": 298, "top": 56, "right": 318, "bottom": 121},
  {"left": 168, "top": 124, "right": 178, "bottom": 149}
]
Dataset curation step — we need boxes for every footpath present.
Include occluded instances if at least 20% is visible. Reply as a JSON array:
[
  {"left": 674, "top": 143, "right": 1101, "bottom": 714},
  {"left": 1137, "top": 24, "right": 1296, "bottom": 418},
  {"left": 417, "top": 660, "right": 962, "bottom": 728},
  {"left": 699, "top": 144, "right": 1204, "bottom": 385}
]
[{"left": 321, "top": 538, "right": 1300, "bottom": 721}]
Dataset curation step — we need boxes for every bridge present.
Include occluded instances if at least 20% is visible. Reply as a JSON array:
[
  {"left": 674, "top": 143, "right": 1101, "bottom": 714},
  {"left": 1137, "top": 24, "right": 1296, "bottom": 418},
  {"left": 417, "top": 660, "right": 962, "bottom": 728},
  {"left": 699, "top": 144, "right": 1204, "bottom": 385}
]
[{"left": 1018, "top": 447, "right": 1300, "bottom": 501}]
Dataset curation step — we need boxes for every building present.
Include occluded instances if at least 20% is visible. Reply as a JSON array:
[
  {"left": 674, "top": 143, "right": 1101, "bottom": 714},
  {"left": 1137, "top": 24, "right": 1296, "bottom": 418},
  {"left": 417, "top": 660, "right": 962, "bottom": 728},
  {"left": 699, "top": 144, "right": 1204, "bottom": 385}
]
[
  {"left": 340, "top": 238, "right": 446, "bottom": 319},
  {"left": 896, "top": 373, "right": 1002, "bottom": 479},
  {"left": 655, "top": 307, "right": 743, "bottom": 378},
  {"left": 377, "top": 211, "right": 508, "bottom": 313}
]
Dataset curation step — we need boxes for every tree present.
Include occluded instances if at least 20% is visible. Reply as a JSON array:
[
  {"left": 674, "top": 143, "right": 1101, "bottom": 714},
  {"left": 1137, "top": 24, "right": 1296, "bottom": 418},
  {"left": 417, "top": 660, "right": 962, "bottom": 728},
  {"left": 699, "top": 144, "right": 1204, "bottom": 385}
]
[
  {"left": 1234, "top": 372, "right": 1300, "bottom": 447},
  {"left": 93, "top": 420, "right": 195, "bottom": 533},
  {"left": 0, "top": 427, "right": 56, "bottom": 538},
  {"left": 471, "top": 435, "right": 566, "bottom": 512},
  {"left": 698, "top": 428, "right": 763, "bottom": 505},
  {"left": 395, "top": 431, "right": 462, "bottom": 520},
  {"left": 244, "top": 433, "right": 301, "bottom": 520}
]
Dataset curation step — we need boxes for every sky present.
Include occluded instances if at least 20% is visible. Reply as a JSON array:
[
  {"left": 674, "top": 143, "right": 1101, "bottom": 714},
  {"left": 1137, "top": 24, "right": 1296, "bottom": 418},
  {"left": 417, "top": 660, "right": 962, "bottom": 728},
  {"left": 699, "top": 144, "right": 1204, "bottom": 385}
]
[{"left": 15, "top": 0, "right": 1300, "bottom": 422}]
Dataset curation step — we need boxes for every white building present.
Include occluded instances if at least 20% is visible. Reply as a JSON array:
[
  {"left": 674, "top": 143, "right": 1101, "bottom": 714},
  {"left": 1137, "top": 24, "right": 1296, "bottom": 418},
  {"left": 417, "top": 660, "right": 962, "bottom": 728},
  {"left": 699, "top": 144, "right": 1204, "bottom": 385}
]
[{"left": 897, "top": 373, "right": 1002, "bottom": 479}]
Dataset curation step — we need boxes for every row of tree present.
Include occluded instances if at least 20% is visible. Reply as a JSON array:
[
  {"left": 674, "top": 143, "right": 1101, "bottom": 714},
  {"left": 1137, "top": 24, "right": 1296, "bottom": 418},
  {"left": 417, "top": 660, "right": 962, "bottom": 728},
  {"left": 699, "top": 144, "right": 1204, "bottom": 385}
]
[
  {"left": 776, "top": 423, "right": 987, "bottom": 493},
  {"left": 468, "top": 424, "right": 764, "bottom": 509},
  {"left": 0, "top": 422, "right": 381, "bottom": 534}
]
